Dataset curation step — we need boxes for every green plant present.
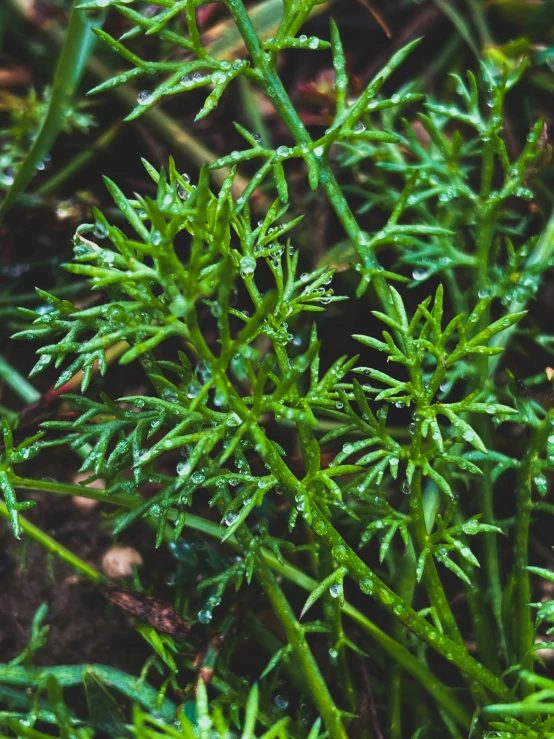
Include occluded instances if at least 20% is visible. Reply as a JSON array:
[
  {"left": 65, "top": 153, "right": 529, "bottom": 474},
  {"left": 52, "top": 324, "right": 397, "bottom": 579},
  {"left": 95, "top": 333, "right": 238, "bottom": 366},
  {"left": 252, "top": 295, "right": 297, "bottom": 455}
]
[{"left": 2, "top": 1, "right": 554, "bottom": 738}]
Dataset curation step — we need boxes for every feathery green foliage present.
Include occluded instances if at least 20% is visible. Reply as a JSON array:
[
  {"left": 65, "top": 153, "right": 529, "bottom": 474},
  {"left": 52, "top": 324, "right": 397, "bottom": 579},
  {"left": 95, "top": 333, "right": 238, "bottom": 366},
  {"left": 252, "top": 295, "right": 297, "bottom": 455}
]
[{"left": 2, "top": 1, "right": 554, "bottom": 738}]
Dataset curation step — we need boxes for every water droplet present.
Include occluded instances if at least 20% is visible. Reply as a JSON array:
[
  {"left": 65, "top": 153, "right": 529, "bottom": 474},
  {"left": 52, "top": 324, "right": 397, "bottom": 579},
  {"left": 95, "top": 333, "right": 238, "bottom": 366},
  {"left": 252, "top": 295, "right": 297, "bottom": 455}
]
[
  {"left": 1, "top": 166, "right": 15, "bottom": 186},
  {"left": 176, "top": 461, "right": 190, "bottom": 476},
  {"left": 329, "top": 647, "right": 339, "bottom": 661},
  {"left": 240, "top": 255, "right": 256, "bottom": 278},
  {"left": 150, "top": 503, "right": 163, "bottom": 517},
  {"left": 170, "top": 295, "right": 188, "bottom": 316},
  {"left": 412, "top": 267, "right": 428, "bottom": 281},
  {"left": 308, "top": 36, "right": 319, "bottom": 49},
  {"left": 208, "top": 595, "right": 221, "bottom": 608},
  {"left": 276, "top": 145, "right": 290, "bottom": 157},
  {"left": 186, "top": 382, "right": 200, "bottom": 399},
  {"left": 252, "top": 132, "right": 262, "bottom": 143},
  {"left": 401, "top": 480, "right": 411, "bottom": 495},
  {"left": 36, "top": 154, "right": 52, "bottom": 171},
  {"left": 353, "top": 122, "right": 366, "bottom": 133},
  {"left": 274, "top": 695, "right": 289, "bottom": 710},
  {"left": 198, "top": 609, "right": 212, "bottom": 624},
  {"left": 299, "top": 34, "right": 307, "bottom": 42},
  {"left": 329, "top": 582, "right": 342, "bottom": 598},
  {"left": 191, "top": 471, "right": 205, "bottom": 485},
  {"left": 150, "top": 230, "right": 162, "bottom": 245},
  {"left": 224, "top": 511, "right": 238, "bottom": 526},
  {"left": 534, "top": 474, "right": 548, "bottom": 495},
  {"left": 94, "top": 221, "right": 108, "bottom": 239},
  {"left": 359, "top": 578, "right": 374, "bottom": 595},
  {"left": 137, "top": 90, "right": 153, "bottom": 105},
  {"left": 408, "top": 423, "right": 416, "bottom": 435}
]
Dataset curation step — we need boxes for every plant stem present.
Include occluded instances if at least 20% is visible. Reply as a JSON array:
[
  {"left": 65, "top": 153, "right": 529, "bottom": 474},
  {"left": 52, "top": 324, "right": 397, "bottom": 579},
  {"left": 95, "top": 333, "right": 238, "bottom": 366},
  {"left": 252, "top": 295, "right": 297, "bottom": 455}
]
[
  {"left": 0, "top": 499, "right": 102, "bottom": 583},
  {"left": 215, "top": 490, "right": 347, "bottom": 739},
  {"left": 223, "top": 0, "right": 394, "bottom": 314},
  {"left": 473, "top": 134, "right": 506, "bottom": 659},
  {"left": 409, "top": 469, "right": 463, "bottom": 642},
  {"left": 0, "top": 355, "right": 41, "bottom": 404},
  {"left": 514, "top": 411, "right": 553, "bottom": 695},
  {"left": 319, "top": 546, "right": 358, "bottom": 714},
  {"left": 35, "top": 121, "right": 123, "bottom": 197}
]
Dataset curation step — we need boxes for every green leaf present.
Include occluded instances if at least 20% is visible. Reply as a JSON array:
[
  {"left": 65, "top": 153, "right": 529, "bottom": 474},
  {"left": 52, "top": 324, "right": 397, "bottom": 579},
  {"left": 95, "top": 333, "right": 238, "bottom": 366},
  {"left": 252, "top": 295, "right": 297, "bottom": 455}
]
[{"left": 300, "top": 567, "right": 347, "bottom": 619}]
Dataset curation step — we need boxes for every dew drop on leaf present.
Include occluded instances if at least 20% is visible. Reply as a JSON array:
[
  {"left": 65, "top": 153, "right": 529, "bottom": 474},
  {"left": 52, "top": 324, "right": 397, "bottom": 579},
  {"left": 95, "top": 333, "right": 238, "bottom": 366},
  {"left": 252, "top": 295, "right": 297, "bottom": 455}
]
[
  {"left": 93, "top": 222, "right": 108, "bottom": 239},
  {"left": 240, "top": 255, "right": 256, "bottom": 278},
  {"left": 137, "top": 91, "right": 153, "bottom": 105},
  {"left": 198, "top": 609, "right": 212, "bottom": 624},
  {"left": 274, "top": 695, "right": 289, "bottom": 710},
  {"left": 412, "top": 267, "right": 428, "bottom": 281}
]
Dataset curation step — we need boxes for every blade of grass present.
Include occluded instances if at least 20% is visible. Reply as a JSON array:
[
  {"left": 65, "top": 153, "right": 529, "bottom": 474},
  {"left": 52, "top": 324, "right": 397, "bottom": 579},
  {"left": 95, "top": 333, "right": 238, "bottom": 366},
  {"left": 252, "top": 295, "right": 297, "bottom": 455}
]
[
  {"left": 36, "top": 122, "right": 123, "bottom": 197},
  {"left": 0, "top": 355, "right": 40, "bottom": 404},
  {"left": 5, "top": 0, "right": 261, "bottom": 202},
  {"left": 431, "top": 0, "right": 479, "bottom": 58},
  {"left": 0, "top": 1, "right": 106, "bottom": 221}
]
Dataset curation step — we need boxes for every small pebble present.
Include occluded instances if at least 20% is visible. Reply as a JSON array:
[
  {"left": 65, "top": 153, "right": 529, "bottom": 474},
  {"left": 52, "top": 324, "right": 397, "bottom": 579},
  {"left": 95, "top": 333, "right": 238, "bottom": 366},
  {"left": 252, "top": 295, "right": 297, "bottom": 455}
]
[{"left": 101, "top": 546, "right": 143, "bottom": 578}]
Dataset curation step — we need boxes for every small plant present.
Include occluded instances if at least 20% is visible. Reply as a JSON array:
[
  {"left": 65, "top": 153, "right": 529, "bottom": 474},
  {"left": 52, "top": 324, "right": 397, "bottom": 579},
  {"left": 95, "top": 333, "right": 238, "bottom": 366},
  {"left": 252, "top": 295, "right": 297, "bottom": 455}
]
[{"left": 2, "top": 2, "right": 554, "bottom": 738}]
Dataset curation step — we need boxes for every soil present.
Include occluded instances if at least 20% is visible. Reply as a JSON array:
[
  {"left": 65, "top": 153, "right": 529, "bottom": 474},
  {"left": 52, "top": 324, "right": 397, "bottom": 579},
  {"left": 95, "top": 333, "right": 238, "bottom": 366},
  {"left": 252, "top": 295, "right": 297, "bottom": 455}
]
[{"left": 0, "top": 489, "right": 168, "bottom": 672}]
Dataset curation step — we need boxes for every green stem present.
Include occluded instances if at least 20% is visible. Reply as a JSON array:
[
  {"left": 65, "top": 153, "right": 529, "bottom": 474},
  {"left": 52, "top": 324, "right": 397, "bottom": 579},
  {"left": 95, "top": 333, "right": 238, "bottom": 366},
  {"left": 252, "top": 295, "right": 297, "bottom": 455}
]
[
  {"left": 465, "top": 0, "right": 493, "bottom": 48},
  {"left": 514, "top": 412, "right": 553, "bottom": 694},
  {"left": 36, "top": 122, "right": 122, "bottom": 197},
  {"left": 0, "top": 355, "right": 41, "bottom": 404},
  {"left": 489, "top": 206, "right": 554, "bottom": 370},
  {"left": 0, "top": 499, "right": 102, "bottom": 583},
  {"left": 223, "top": 0, "right": 394, "bottom": 314},
  {"left": 215, "top": 492, "right": 347, "bottom": 739},
  {"left": 252, "top": 547, "right": 347, "bottom": 738},
  {"left": 410, "top": 469, "right": 463, "bottom": 642},
  {"left": 319, "top": 546, "right": 358, "bottom": 714}
]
